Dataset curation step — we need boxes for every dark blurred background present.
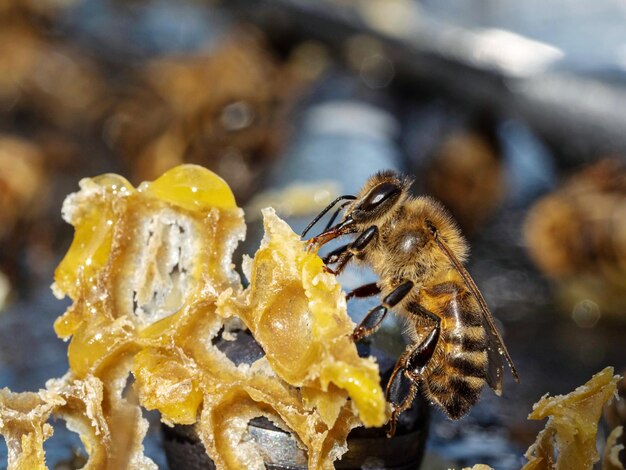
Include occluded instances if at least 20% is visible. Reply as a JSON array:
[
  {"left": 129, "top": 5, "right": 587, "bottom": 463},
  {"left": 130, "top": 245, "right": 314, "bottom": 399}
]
[{"left": 0, "top": 1, "right": 625, "bottom": 468}]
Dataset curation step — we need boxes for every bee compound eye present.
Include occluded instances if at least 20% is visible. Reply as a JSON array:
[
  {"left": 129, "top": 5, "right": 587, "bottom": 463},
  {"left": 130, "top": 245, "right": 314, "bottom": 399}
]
[{"left": 359, "top": 182, "right": 400, "bottom": 212}]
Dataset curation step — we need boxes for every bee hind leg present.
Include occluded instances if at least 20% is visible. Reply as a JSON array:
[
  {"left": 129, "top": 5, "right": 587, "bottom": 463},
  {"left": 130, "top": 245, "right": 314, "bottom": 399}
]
[
  {"left": 385, "top": 365, "right": 421, "bottom": 437},
  {"left": 385, "top": 325, "right": 440, "bottom": 437}
]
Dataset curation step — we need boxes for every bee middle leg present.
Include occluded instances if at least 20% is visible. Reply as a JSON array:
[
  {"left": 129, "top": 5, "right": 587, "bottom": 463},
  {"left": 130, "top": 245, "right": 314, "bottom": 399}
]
[
  {"left": 386, "top": 324, "right": 440, "bottom": 437},
  {"left": 345, "top": 282, "right": 381, "bottom": 300},
  {"left": 352, "top": 280, "right": 413, "bottom": 341}
]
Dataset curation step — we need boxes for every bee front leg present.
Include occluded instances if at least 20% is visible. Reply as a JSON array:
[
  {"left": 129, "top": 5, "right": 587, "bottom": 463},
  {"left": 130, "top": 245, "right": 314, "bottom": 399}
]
[
  {"left": 322, "top": 244, "right": 349, "bottom": 264},
  {"left": 385, "top": 324, "right": 440, "bottom": 437},
  {"left": 322, "top": 225, "right": 379, "bottom": 276},
  {"left": 352, "top": 280, "right": 413, "bottom": 341},
  {"left": 321, "top": 243, "right": 351, "bottom": 275},
  {"left": 321, "top": 244, "right": 352, "bottom": 275}
]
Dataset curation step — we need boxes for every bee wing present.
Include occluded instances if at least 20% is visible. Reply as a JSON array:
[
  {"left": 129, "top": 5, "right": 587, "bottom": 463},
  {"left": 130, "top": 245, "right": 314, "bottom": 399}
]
[
  {"left": 483, "top": 311, "right": 507, "bottom": 395},
  {"left": 435, "top": 237, "right": 520, "bottom": 394}
]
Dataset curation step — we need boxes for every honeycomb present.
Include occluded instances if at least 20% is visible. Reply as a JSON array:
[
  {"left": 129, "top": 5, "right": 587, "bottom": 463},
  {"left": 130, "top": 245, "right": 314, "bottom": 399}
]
[
  {"left": 522, "top": 367, "right": 621, "bottom": 470},
  {"left": 0, "top": 164, "right": 386, "bottom": 469}
]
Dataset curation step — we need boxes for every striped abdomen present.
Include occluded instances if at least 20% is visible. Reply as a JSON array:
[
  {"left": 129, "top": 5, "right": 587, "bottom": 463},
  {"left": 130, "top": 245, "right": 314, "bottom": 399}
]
[{"left": 418, "top": 281, "right": 489, "bottom": 419}]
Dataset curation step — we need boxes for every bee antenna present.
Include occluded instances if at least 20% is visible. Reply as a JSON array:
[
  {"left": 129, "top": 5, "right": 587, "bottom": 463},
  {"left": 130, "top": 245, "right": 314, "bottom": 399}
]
[
  {"left": 301, "top": 195, "right": 356, "bottom": 238},
  {"left": 322, "top": 200, "right": 353, "bottom": 232}
]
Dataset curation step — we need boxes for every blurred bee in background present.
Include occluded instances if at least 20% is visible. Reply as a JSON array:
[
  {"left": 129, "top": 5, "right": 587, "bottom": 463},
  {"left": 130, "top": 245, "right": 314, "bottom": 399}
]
[
  {"left": 410, "top": 108, "right": 505, "bottom": 235},
  {"left": 304, "top": 171, "right": 519, "bottom": 435},
  {"left": 0, "top": 136, "right": 46, "bottom": 241},
  {"left": 0, "top": 7, "right": 106, "bottom": 132},
  {"left": 524, "top": 158, "right": 626, "bottom": 320},
  {"left": 424, "top": 131, "right": 504, "bottom": 235},
  {"left": 106, "top": 28, "right": 311, "bottom": 202},
  {"left": 0, "top": 0, "right": 116, "bottom": 303},
  {"left": 0, "top": 135, "right": 49, "bottom": 306}
]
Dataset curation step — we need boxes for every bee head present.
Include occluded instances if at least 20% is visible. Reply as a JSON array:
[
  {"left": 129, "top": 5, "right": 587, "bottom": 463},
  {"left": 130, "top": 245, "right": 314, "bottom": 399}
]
[
  {"left": 348, "top": 170, "right": 411, "bottom": 224},
  {"left": 302, "top": 171, "right": 412, "bottom": 245}
]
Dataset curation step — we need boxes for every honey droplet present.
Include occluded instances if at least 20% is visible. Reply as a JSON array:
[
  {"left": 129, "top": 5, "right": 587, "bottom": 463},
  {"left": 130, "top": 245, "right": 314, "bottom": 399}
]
[{"left": 141, "top": 164, "right": 236, "bottom": 212}]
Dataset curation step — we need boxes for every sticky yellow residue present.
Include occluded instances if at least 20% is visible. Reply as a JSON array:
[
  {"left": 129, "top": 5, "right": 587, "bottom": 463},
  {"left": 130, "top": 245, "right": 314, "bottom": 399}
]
[{"left": 53, "top": 174, "right": 133, "bottom": 298}]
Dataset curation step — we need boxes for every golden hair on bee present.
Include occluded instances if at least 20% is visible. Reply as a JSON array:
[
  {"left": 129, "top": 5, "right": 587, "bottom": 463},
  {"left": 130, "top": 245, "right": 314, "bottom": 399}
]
[
  {"left": 346, "top": 171, "right": 467, "bottom": 258},
  {"left": 305, "top": 170, "right": 518, "bottom": 436},
  {"left": 407, "top": 195, "right": 469, "bottom": 262}
]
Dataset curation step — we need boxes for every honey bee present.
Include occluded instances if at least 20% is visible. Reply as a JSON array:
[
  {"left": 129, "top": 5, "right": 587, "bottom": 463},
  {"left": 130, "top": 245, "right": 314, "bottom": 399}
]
[
  {"left": 107, "top": 29, "right": 297, "bottom": 203},
  {"left": 303, "top": 171, "right": 519, "bottom": 435}
]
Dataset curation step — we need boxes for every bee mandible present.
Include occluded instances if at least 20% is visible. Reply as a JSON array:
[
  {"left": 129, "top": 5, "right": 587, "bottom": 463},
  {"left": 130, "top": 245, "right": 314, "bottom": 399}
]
[{"left": 303, "top": 171, "right": 519, "bottom": 436}]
